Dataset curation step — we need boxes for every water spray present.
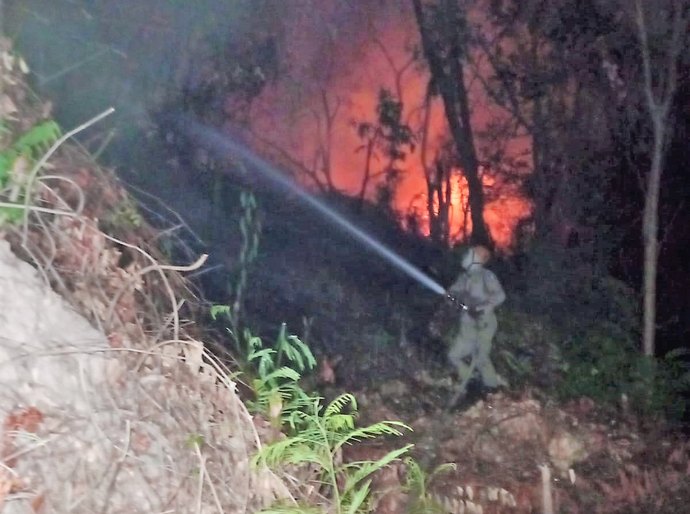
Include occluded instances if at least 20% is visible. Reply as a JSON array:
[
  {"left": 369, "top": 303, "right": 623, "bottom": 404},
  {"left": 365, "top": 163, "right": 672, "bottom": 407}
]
[{"left": 171, "top": 114, "right": 449, "bottom": 297}]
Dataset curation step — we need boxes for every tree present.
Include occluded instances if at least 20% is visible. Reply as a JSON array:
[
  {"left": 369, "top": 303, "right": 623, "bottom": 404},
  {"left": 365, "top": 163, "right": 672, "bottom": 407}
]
[
  {"left": 354, "top": 88, "right": 415, "bottom": 212},
  {"left": 479, "top": 0, "right": 688, "bottom": 355},
  {"left": 411, "top": 0, "right": 491, "bottom": 246},
  {"left": 475, "top": 0, "right": 620, "bottom": 249},
  {"left": 633, "top": 0, "right": 688, "bottom": 356}
]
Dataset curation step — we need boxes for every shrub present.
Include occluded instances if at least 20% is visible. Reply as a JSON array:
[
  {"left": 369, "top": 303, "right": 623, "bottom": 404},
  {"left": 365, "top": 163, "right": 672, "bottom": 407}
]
[{"left": 557, "top": 332, "right": 690, "bottom": 419}]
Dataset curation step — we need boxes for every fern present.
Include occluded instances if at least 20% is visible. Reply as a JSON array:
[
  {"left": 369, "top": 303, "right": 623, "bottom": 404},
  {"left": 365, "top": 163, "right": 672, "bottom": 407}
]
[
  {"left": 209, "top": 322, "right": 317, "bottom": 429},
  {"left": 0, "top": 120, "right": 62, "bottom": 225},
  {"left": 210, "top": 304, "right": 231, "bottom": 320},
  {"left": 13, "top": 120, "right": 61, "bottom": 159},
  {"left": 226, "top": 190, "right": 261, "bottom": 325},
  {"left": 403, "top": 458, "right": 456, "bottom": 514},
  {"left": 0, "top": 120, "right": 61, "bottom": 184},
  {"left": 255, "top": 393, "right": 412, "bottom": 514}
]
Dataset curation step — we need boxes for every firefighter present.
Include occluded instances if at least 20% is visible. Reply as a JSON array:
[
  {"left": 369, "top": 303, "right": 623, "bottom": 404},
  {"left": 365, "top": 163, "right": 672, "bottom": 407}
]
[{"left": 446, "top": 245, "right": 506, "bottom": 394}]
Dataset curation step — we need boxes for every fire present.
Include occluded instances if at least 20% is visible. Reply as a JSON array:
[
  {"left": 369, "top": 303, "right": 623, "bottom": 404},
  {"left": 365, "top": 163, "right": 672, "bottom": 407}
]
[{"left": 247, "top": 6, "right": 531, "bottom": 248}]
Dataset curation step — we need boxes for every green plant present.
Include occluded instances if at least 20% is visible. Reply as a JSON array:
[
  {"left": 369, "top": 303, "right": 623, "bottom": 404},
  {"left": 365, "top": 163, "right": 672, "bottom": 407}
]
[
  {"left": 226, "top": 190, "right": 261, "bottom": 326},
  {"left": 403, "top": 458, "right": 456, "bottom": 514},
  {"left": 0, "top": 120, "right": 61, "bottom": 178},
  {"left": 255, "top": 393, "right": 412, "bottom": 514},
  {"left": 107, "top": 198, "right": 143, "bottom": 229},
  {"left": 245, "top": 325, "right": 316, "bottom": 427},
  {"left": 210, "top": 311, "right": 316, "bottom": 428},
  {"left": 557, "top": 331, "right": 690, "bottom": 419},
  {"left": 0, "top": 120, "right": 61, "bottom": 224},
  {"left": 493, "top": 309, "right": 566, "bottom": 390}
]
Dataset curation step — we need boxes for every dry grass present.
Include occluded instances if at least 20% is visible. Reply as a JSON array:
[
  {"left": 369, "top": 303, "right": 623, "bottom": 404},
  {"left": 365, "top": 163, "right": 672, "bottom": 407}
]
[{"left": 0, "top": 38, "right": 292, "bottom": 513}]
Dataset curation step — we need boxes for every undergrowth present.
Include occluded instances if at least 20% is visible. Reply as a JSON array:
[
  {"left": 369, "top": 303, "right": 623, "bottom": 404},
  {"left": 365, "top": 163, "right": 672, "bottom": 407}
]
[
  {"left": 213, "top": 190, "right": 416, "bottom": 512},
  {"left": 254, "top": 393, "right": 412, "bottom": 514},
  {"left": 211, "top": 305, "right": 415, "bottom": 513},
  {"left": 494, "top": 246, "right": 690, "bottom": 421},
  {"left": 227, "top": 320, "right": 315, "bottom": 428},
  {"left": 558, "top": 332, "right": 690, "bottom": 420},
  {"left": 0, "top": 119, "right": 61, "bottom": 223},
  {"left": 403, "top": 458, "right": 456, "bottom": 514}
]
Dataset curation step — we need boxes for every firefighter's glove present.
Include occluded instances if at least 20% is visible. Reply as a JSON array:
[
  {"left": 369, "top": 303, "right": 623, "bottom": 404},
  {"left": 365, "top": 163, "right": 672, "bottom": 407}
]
[{"left": 468, "top": 306, "right": 484, "bottom": 320}]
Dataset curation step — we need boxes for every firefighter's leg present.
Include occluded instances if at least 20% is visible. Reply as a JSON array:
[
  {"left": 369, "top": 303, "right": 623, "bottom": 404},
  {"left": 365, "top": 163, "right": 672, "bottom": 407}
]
[
  {"left": 475, "top": 314, "right": 500, "bottom": 388},
  {"left": 448, "top": 321, "right": 478, "bottom": 384}
]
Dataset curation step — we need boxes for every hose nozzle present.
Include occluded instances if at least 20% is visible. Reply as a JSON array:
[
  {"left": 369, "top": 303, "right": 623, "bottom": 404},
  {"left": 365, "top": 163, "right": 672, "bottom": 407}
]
[{"left": 446, "top": 292, "right": 469, "bottom": 311}]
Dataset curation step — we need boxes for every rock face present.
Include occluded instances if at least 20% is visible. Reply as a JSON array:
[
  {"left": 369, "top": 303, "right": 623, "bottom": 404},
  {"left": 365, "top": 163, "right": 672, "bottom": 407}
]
[
  {"left": 0, "top": 240, "right": 110, "bottom": 413},
  {"left": 0, "top": 240, "right": 284, "bottom": 513}
]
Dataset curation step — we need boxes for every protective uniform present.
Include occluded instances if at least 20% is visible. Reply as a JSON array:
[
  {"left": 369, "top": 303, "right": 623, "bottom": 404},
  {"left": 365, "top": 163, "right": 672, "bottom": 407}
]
[{"left": 447, "top": 246, "right": 506, "bottom": 390}]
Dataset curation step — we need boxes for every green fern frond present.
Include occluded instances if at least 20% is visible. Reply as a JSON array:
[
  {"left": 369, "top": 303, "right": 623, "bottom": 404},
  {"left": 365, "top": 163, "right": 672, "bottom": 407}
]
[
  {"left": 249, "top": 348, "right": 278, "bottom": 377},
  {"left": 402, "top": 458, "right": 456, "bottom": 514},
  {"left": 336, "top": 421, "right": 411, "bottom": 449},
  {"left": 248, "top": 347, "right": 275, "bottom": 362},
  {"left": 13, "top": 120, "right": 61, "bottom": 158},
  {"left": 323, "top": 413, "right": 356, "bottom": 432},
  {"left": 0, "top": 120, "right": 61, "bottom": 189},
  {"left": 289, "top": 335, "right": 317, "bottom": 368},
  {"left": 404, "top": 457, "right": 424, "bottom": 496},
  {"left": 428, "top": 462, "right": 456, "bottom": 479},
  {"left": 286, "top": 406, "right": 319, "bottom": 431},
  {"left": 254, "top": 437, "right": 328, "bottom": 469},
  {"left": 273, "top": 324, "right": 316, "bottom": 373},
  {"left": 343, "top": 444, "right": 412, "bottom": 494},
  {"left": 344, "top": 479, "right": 372, "bottom": 514},
  {"left": 325, "top": 393, "right": 357, "bottom": 417},
  {"left": 209, "top": 304, "right": 231, "bottom": 321},
  {"left": 259, "top": 366, "right": 302, "bottom": 385},
  {"left": 279, "top": 334, "right": 317, "bottom": 371},
  {"left": 245, "top": 330, "right": 265, "bottom": 352}
]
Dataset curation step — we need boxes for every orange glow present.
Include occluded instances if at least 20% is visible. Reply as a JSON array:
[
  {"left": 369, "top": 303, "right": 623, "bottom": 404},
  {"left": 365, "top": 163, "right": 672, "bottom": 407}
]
[{"left": 247, "top": 8, "right": 531, "bottom": 248}]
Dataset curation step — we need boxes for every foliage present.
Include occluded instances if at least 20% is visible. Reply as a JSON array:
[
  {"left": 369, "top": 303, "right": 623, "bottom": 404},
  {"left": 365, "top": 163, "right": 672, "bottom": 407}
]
[
  {"left": 104, "top": 197, "right": 143, "bottom": 229},
  {"left": 353, "top": 88, "right": 415, "bottom": 212},
  {"left": 0, "top": 120, "right": 61, "bottom": 224},
  {"left": 226, "top": 190, "right": 261, "bottom": 326},
  {"left": 557, "top": 332, "right": 690, "bottom": 419},
  {"left": 211, "top": 308, "right": 316, "bottom": 428},
  {"left": 493, "top": 309, "right": 567, "bottom": 390},
  {"left": 403, "top": 458, "right": 456, "bottom": 514},
  {"left": 0, "top": 120, "right": 61, "bottom": 176},
  {"left": 490, "top": 243, "right": 690, "bottom": 420},
  {"left": 244, "top": 325, "right": 316, "bottom": 424},
  {"left": 210, "top": 188, "right": 317, "bottom": 428},
  {"left": 255, "top": 393, "right": 412, "bottom": 514}
]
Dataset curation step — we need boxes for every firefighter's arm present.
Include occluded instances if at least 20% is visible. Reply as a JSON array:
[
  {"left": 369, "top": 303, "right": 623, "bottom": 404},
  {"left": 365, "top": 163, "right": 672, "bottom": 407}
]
[{"left": 482, "top": 271, "right": 506, "bottom": 310}]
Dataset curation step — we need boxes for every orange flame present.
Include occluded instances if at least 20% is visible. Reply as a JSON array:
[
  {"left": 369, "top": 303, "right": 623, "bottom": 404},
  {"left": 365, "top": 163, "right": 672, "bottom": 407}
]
[{"left": 249, "top": 12, "right": 531, "bottom": 248}]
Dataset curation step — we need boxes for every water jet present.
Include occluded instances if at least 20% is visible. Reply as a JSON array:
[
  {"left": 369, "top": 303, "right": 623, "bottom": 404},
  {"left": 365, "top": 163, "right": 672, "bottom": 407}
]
[{"left": 171, "top": 114, "right": 447, "bottom": 297}]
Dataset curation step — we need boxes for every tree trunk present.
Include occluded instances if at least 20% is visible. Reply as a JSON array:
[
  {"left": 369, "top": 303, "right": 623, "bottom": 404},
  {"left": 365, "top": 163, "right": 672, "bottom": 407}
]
[
  {"left": 358, "top": 137, "right": 376, "bottom": 206},
  {"left": 642, "top": 119, "right": 663, "bottom": 356},
  {"left": 412, "top": 0, "right": 491, "bottom": 246},
  {"left": 635, "top": 0, "right": 684, "bottom": 356}
]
